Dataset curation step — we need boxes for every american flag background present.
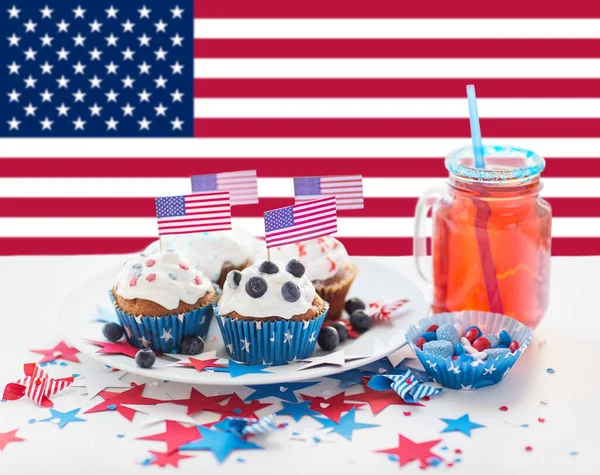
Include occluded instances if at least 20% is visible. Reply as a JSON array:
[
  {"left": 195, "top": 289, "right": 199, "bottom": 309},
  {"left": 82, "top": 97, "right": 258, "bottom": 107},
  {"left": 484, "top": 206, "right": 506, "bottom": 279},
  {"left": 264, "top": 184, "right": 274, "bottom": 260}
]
[
  {"left": 2, "top": 0, "right": 600, "bottom": 256},
  {"left": 294, "top": 176, "right": 364, "bottom": 211},
  {"left": 191, "top": 170, "right": 258, "bottom": 206}
]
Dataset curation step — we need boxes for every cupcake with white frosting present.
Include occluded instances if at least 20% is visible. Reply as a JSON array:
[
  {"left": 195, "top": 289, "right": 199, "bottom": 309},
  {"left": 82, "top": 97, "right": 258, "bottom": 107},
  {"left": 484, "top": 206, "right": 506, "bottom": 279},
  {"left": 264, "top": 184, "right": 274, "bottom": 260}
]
[
  {"left": 111, "top": 250, "right": 218, "bottom": 353},
  {"left": 144, "top": 228, "right": 259, "bottom": 287},
  {"left": 269, "top": 237, "right": 358, "bottom": 320},
  {"left": 215, "top": 259, "right": 329, "bottom": 365}
]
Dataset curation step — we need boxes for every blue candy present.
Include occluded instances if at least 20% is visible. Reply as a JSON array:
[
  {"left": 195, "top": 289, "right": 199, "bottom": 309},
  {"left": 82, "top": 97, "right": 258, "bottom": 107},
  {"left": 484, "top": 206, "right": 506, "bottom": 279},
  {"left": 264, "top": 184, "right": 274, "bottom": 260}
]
[
  {"left": 422, "top": 340, "right": 453, "bottom": 359},
  {"left": 454, "top": 343, "right": 465, "bottom": 356},
  {"left": 421, "top": 331, "right": 437, "bottom": 342},
  {"left": 465, "top": 326, "right": 482, "bottom": 338},
  {"left": 485, "top": 348, "right": 511, "bottom": 359},
  {"left": 482, "top": 334, "right": 499, "bottom": 348},
  {"left": 499, "top": 330, "right": 512, "bottom": 347},
  {"left": 436, "top": 323, "right": 460, "bottom": 346}
]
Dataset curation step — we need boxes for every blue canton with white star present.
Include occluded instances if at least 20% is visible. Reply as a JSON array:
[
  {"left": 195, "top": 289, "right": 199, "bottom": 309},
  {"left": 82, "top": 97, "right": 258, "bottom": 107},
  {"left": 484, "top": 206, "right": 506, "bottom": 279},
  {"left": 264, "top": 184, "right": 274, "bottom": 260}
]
[
  {"left": 155, "top": 195, "right": 186, "bottom": 217},
  {"left": 1, "top": 0, "right": 193, "bottom": 137},
  {"left": 264, "top": 206, "right": 295, "bottom": 232},
  {"left": 191, "top": 174, "right": 218, "bottom": 192},
  {"left": 293, "top": 177, "right": 321, "bottom": 195}
]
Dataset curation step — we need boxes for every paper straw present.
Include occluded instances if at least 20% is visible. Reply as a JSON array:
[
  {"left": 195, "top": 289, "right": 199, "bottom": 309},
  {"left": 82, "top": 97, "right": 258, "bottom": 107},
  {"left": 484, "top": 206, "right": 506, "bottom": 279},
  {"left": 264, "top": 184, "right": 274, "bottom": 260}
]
[{"left": 466, "top": 85, "right": 485, "bottom": 168}]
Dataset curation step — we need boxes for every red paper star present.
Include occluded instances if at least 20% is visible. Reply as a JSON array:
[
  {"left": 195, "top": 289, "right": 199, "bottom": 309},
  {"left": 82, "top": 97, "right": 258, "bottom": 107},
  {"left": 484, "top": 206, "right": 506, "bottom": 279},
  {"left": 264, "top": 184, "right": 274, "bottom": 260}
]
[
  {"left": 218, "top": 393, "right": 272, "bottom": 420},
  {"left": 170, "top": 388, "right": 231, "bottom": 416},
  {"left": 344, "top": 321, "right": 359, "bottom": 339},
  {"left": 85, "top": 339, "right": 140, "bottom": 358},
  {"left": 138, "top": 421, "right": 201, "bottom": 454},
  {"left": 300, "top": 392, "right": 365, "bottom": 423},
  {"left": 345, "top": 385, "right": 423, "bottom": 415},
  {"left": 184, "top": 358, "right": 227, "bottom": 372},
  {"left": 31, "top": 340, "right": 80, "bottom": 364},
  {"left": 149, "top": 450, "right": 194, "bottom": 468},
  {"left": 84, "top": 384, "right": 161, "bottom": 421},
  {"left": 0, "top": 429, "right": 25, "bottom": 451},
  {"left": 376, "top": 434, "right": 443, "bottom": 467}
]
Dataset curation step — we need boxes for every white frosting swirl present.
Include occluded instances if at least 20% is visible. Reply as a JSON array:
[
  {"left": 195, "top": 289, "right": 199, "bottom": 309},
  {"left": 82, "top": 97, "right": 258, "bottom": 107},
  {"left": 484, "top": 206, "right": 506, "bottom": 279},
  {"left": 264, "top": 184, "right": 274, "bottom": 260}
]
[
  {"left": 218, "top": 260, "right": 317, "bottom": 320},
  {"left": 115, "top": 251, "right": 214, "bottom": 310},
  {"left": 268, "top": 237, "right": 350, "bottom": 281},
  {"left": 145, "top": 229, "right": 259, "bottom": 282}
]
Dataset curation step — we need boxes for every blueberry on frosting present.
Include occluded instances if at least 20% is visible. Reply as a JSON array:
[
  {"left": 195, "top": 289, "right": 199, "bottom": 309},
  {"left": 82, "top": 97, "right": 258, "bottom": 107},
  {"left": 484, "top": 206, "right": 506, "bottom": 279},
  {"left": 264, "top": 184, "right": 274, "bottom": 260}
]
[
  {"left": 259, "top": 261, "right": 279, "bottom": 274},
  {"left": 285, "top": 259, "right": 305, "bottom": 278},
  {"left": 245, "top": 275, "right": 268, "bottom": 298},
  {"left": 281, "top": 281, "right": 301, "bottom": 302},
  {"left": 227, "top": 270, "right": 242, "bottom": 289}
]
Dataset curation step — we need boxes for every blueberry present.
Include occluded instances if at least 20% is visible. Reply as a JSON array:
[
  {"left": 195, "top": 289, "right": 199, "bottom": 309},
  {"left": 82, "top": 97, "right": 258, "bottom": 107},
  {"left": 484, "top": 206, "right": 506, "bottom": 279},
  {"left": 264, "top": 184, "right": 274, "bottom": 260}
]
[
  {"left": 350, "top": 310, "right": 371, "bottom": 334},
  {"left": 259, "top": 261, "right": 279, "bottom": 274},
  {"left": 285, "top": 259, "right": 305, "bottom": 278},
  {"left": 245, "top": 276, "right": 268, "bottom": 298},
  {"left": 281, "top": 281, "right": 301, "bottom": 302},
  {"left": 227, "top": 270, "right": 242, "bottom": 289},
  {"left": 102, "top": 322, "right": 124, "bottom": 343},
  {"left": 331, "top": 321, "right": 348, "bottom": 343},
  {"left": 135, "top": 348, "right": 156, "bottom": 369},
  {"left": 317, "top": 326, "right": 339, "bottom": 351},
  {"left": 180, "top": 336, "right": 204, "bottom": 355},
  {"left": 345, "top": 298, "right": 366, "bottom": 316}
]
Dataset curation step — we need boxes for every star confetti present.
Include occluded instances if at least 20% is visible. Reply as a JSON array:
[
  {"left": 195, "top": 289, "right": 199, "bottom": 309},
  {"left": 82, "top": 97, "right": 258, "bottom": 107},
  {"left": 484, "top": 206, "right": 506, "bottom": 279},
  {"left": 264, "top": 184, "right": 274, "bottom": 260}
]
[
  {"left": 85, "top": 339, "right": 140, "bottom": 358},
  {"left": 40, "top": 408, "right": 86, "bottom": 429},
  {"left": 376, "top": 434, "right": 443, "bottom": 468},
  {"left": 245, "top": 382, "right": 318, "bottom": 403},
  {"left": 299, "top": 350, "right": 346, "bottom": 370},
  {"left": 31, "top": 341, "right": 80, "bottom": 364},
  {"left": 138, "top": 421, "right": 203, "bottom": 454},
  {"left": 218, "top": 394, "right": 272, "bottom": 420},
  {"left": 180, "top": 427, "right": 262, "bottom": 463},
  {"left": 123, "top": 403, "right": 197, "bottom": 427},
  {"left": 214, "top": 414, "right": 279, "bottom": 437},
  {"left": 170, "top": 389, "right": 231, "bottom": 416},
  {"left": 327, "top": 369, "right": 365, "bottom": 389},
  {"left": 0, "top": 429, "right": 25, "bottom": 451},
  {"left": 300, "top": 392, "right": 365, "bottom": 423},
  {"left": 3, "top": 363, "right": 74, "bottom": 407},
  {"left": 314, "top": 408, "right": 378, "bottom": 441},
  {"left": 226, "top": 361, "right": 272, "bottom": 378},
  {"left": 71, "top": 366, "right": 131, "bottom": 399},
  {"left": 148, "top": 450, "right": 194, "bottom": 468},
  {"left": 276, "top": 401, "right": 320, "bottom": 422},
  {"left": 165, "top": 351, "right": 218, "bottom": 367},
  {"left": 84, "top": 384, "right": 161, "bottom": 422},
  {"left": 440, "top": 414, "right": 485, "bottom": 437},
  {"left": 187, "top": 357, "right": 228, "bottom": 372},
  {"left": 345, "top": 385, "right": 423, "bottom": 415}
]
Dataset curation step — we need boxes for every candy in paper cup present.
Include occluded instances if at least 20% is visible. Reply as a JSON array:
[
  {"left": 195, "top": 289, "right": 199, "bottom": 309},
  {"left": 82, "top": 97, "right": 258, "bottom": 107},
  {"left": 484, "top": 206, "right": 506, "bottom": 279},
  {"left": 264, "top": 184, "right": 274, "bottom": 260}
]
[
  {"left": 214, "top": 303, "right": 328, "bottom": 366},
  {"left": 108, "top": 286, "right": 219, "bottom": 353},
  {"left": 405, "top": 311, "right": 533, "bottom": 390}
]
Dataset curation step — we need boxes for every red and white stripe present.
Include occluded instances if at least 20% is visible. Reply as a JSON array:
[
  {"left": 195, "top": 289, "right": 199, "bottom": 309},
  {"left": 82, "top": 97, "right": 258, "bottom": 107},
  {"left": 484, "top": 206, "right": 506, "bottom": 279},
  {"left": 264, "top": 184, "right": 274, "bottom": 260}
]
[
  {"left": 265, "top": 197, "right": 337, "bottom": 248},
  {"left": 15, "top": 363, "right": 74, "bottom": 406},
  {"left": 157, "top": 192, "right": 232, "bottom": 236},
  {"left": 296, "top": 175, "right": 364, "bottom": 210},
  {"left": 3, "top": 1, "right": 600, "bottom": 256},
  {"left": 216, "top": 170, "right": 259, "bottom": 205}
]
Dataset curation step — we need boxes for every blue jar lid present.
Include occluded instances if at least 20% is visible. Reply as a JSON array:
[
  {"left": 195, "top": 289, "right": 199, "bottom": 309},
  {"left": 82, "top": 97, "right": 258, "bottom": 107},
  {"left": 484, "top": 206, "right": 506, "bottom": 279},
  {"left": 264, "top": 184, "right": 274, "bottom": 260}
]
[{"left": 445, "top": 145, "right": 545, "bottom": 182}]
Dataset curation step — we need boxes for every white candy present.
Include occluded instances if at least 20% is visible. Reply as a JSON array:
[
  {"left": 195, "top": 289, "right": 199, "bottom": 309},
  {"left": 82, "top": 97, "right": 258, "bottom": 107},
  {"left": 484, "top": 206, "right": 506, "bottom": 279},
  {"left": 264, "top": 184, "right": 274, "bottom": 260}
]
[
  {"left": 461, "top": 337, "right": 472, "bottom": 347},
  {"left": 465, "top": 345, "right": 478, "bottom": 355},
  {"left": 472, "top": 351, "right": 488, "bottom": 360}
]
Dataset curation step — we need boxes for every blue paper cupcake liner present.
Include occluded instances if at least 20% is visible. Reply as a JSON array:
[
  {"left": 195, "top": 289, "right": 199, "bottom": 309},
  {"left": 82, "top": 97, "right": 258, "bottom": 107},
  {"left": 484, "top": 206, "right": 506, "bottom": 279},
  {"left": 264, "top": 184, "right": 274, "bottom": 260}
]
[
  {"left": 214, "top": 303, "right": 328, "bottom": 366},
  {"left": 405, "top": 311, "right": 533, "bottom": 390},
  {"left": 108, "top": 286, "right": 220, "bottom": 354}
]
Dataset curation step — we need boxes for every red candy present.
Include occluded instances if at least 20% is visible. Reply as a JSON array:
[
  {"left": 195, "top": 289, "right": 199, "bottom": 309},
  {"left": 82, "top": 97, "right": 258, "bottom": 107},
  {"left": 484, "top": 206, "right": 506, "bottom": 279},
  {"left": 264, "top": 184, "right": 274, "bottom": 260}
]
[
  {"left": 509, "top": 340, "right": 520, "bottom": 352},
  {"left": 426, "top": 324, "right": 439, "bottom": 333},
  {"left": 472, "top": 337, "right": 491, "bottom": 352},
  {"left": 464, "top": 328, "right": 479, "bottom": 344},
  {"left": 416, "top": 337, "right": 426, "bottom": 350}
]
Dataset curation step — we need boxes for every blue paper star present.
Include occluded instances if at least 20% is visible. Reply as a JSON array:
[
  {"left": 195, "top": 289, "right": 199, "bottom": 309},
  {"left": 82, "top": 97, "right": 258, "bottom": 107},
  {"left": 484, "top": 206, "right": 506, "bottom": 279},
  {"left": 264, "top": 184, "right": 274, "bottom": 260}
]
[
  {"left": 224, "top": 361, "right": 272, "bottom": 378},
  {"left": 276, "top": 401, "right": 320, "bottom": 422},
  {"left": 327, "top": 369, "right": 365, "bottom": 388},
  {"left": 358, "top": 358, "right": 394, "bottom": 375},
  {"left": 180, "top": 427, "right": 261, "bottom": 463},
  {"left": 314, "top": 408, "right": 379, "bottom": 441},
  {"left": 245, "top": 382, "right": 318, "bottom": 402},
  {"left": 40, "top": 408, "right": 86, "bottom": 429},
  {"left": 440, "top": 413, "right": 485, "bottom": 437},
  {"left": 93, "top": 305, "right": 117, "bottom": 323}
]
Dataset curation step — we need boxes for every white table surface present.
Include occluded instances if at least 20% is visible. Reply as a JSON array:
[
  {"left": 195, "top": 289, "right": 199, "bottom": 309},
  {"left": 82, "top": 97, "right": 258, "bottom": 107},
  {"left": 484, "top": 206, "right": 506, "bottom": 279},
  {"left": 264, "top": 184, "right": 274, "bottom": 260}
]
[{"left": 0, "top": 255, "right": 598, "bottom": 474}]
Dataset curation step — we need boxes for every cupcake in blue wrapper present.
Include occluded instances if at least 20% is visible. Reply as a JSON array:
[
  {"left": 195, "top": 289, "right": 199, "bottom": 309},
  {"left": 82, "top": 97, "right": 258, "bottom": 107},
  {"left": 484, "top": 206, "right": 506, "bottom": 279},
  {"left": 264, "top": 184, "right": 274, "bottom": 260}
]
[
  {"left": 406, "top": 311, "right": 533, "bottom": 390},
  {"left": 215, "top": 259, "right": 328, "bottom": 366},
  {"left": 111, "top": 250, "right": 218, "bottom": 353}
]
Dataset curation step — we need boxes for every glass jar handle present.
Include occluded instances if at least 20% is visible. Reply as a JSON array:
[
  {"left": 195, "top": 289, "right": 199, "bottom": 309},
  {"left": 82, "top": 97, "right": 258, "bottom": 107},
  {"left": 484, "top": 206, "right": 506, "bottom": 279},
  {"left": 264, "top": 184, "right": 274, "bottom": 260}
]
[{"left": 413, "top": 187, "right": 445, "bottom": 283}]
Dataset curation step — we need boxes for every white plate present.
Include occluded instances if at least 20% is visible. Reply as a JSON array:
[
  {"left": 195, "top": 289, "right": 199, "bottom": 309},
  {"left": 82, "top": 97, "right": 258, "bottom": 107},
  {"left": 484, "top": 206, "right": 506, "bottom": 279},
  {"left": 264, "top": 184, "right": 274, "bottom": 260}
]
[{"left": 59, "top": 257, "right": 428, "bottom": 385}]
